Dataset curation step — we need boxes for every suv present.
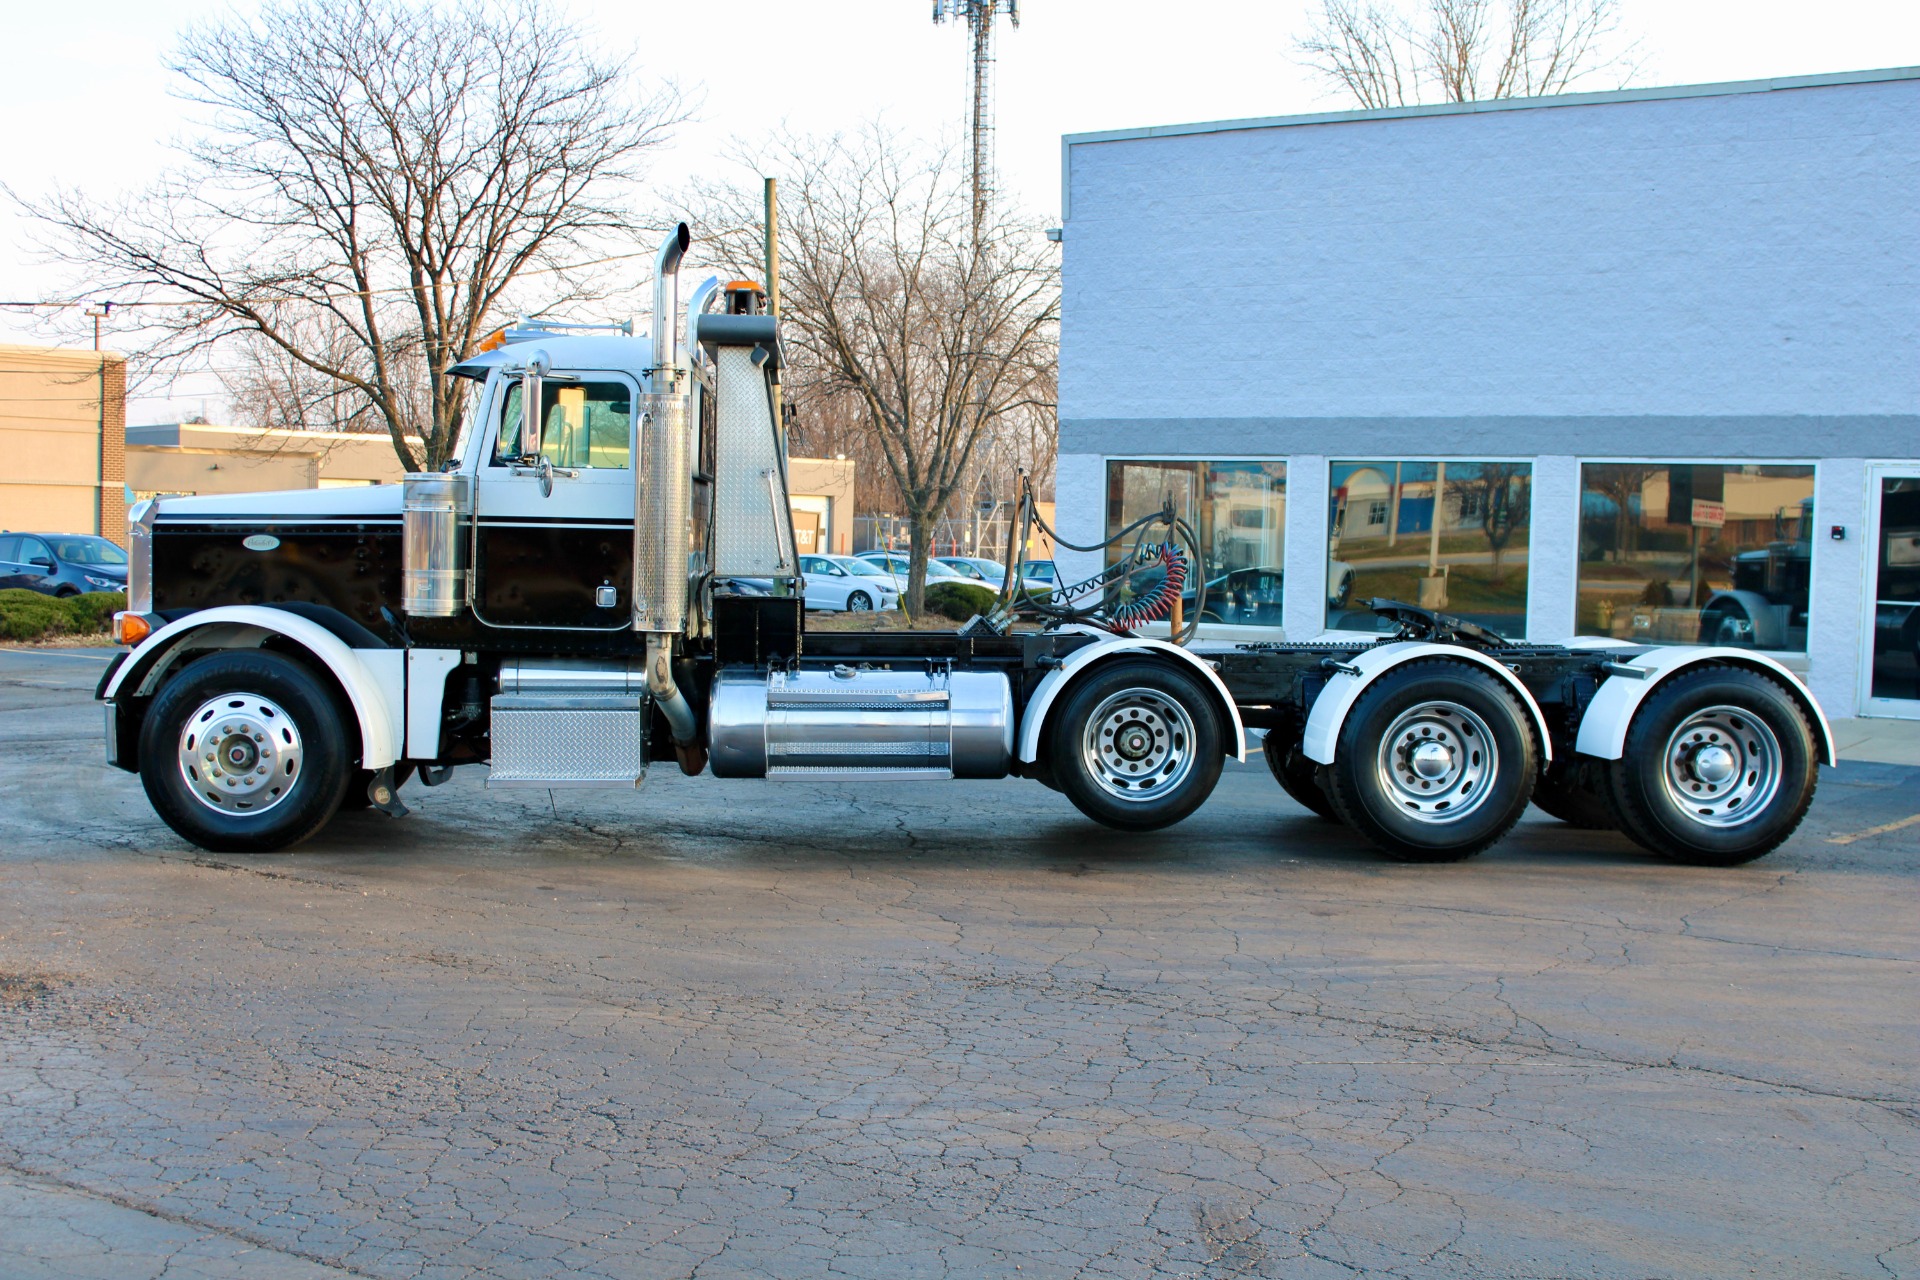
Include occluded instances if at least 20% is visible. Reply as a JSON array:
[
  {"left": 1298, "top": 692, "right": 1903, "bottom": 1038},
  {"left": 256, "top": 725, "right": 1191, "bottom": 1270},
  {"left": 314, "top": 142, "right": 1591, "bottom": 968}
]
[{"left": 0, "top": 533, "right": 129, "bottom": 596}]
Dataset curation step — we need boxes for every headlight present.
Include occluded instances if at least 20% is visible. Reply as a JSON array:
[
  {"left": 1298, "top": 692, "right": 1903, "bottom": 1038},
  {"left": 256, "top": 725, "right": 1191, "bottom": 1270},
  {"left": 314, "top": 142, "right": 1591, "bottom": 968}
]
[{"left": 85, "top": 574, "right": 123, "bottom": 590}]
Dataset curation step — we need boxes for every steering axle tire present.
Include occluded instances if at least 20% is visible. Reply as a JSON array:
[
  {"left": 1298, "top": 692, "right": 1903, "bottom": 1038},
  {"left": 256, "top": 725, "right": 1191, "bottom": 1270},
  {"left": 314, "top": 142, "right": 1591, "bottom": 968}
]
[
  {"left": 1324, "top": 660, "right": 1538, "bottom": 862},
  {"left": 1605, "top": 666, "right": 1817, "bottom": 866},
  {"left": 138, "top": 650, "right": 353, "bottom": 853},
  {"left": 1048, "top": 660, "right": 1224, "bottom": 831}
]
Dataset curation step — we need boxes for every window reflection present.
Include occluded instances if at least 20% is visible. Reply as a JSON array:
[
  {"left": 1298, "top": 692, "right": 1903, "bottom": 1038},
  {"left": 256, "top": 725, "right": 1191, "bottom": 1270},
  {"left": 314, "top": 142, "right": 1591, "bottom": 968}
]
[
  {"left": 1328, "top": 461, "right": 1532, "bottom": 638},
  {"left": 1578, "top": 464, "right": 1815, "bottom": 651},
  {"left": 1104, "top": 460, "right": 1287, "bottom": 626}
]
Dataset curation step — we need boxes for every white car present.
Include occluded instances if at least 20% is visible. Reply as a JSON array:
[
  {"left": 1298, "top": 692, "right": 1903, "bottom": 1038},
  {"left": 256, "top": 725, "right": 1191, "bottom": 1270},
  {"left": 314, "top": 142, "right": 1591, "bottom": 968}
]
[
  {"left": 935, "top": 555, "right": 1011, "bottom": 592},
  {"left": 798, "top": 554, "right": 900, "bottom": 612},
  {"left": 854, "top": 551, "right": 970, "bottom": 592}
]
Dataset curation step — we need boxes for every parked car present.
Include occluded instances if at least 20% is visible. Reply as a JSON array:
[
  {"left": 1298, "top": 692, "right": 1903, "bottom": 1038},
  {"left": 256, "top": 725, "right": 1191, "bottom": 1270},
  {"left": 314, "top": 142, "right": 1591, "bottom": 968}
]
[
  {"left": 934, "top": 555, "right": 1006, "bottom": 590},
  {"left": 0, "top": 532, "right": 129, "bottom": 596},
  {"left": 798, "top": 555, "right": 900, "bottom": 613},
  {"left": 854, "top": 551, "right": 969, "bottom": 591}
]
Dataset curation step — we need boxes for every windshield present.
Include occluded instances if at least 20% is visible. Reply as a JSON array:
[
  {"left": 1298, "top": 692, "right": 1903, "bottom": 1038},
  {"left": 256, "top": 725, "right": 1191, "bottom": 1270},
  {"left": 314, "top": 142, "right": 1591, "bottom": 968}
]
[
  {"left": 47, "top": 537, "right": 127, "bottom": 566},
  {"left": 842, "top": 559, "right": 892, "bottom": 579}
]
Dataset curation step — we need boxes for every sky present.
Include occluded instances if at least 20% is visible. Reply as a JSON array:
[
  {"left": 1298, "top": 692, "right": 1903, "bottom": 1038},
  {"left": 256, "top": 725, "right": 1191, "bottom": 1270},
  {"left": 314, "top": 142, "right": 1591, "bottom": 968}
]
[{"left": 3, "top": 0, "right": 1917, "bottom": 423}]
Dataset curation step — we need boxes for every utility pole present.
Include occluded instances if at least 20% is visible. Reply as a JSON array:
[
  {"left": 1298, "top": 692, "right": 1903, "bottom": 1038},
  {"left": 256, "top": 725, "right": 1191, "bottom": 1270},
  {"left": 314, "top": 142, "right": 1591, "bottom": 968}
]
[
  {"left": 933, "top": 0, "right": 1020, "bottom": 241},
  {"left": 84, "top": 303, "right": 115, "bottom": 537}
]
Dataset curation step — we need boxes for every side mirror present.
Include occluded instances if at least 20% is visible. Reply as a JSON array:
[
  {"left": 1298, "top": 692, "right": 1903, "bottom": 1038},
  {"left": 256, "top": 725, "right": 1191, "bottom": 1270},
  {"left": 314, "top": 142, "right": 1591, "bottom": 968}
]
[
  {"left": 518, "top": 351, "right": 548, "bottom": 460},
  {"left": 28, "top": 556, "right": 53, "bottom": 570}
]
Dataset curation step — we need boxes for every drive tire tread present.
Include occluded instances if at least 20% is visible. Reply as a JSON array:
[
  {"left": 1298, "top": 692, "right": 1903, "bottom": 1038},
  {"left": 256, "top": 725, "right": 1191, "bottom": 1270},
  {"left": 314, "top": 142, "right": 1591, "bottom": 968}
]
[
  {"left": 1324, "top": 659, "right": 1538, "bottom": 862},
  {"left": 1048, "top": 659, "right": 1225, "bottom": 832},
  {"left": 1265, "top": 738, "right": 1340, "bottom": 822},
  {"left": 1605, "top": 666, "right": 1817, "bottom": 867}
]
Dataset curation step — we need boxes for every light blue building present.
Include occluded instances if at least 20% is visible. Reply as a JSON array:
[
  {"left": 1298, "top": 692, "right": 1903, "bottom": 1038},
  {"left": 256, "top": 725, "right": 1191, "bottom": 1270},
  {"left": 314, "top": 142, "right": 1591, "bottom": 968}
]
[{"left": 1054, "top": 68, "right": 1920, "bottom": 721}]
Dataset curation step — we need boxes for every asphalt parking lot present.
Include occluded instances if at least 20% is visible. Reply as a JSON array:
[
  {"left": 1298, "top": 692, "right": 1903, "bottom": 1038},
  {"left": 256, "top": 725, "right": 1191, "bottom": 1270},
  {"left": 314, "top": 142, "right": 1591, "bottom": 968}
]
[{"left": 1, "top": 646, "right": 1915, "bottom": 1280}]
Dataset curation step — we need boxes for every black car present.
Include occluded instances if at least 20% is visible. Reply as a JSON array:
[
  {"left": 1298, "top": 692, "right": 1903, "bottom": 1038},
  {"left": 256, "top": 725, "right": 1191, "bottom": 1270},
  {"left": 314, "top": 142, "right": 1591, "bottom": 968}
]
[{"left": 0, "top": 532, "right": 129, "bottom": 596}]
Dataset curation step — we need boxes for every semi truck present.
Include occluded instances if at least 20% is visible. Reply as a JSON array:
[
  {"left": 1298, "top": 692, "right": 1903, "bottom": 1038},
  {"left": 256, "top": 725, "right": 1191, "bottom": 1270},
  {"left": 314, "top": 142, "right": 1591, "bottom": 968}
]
[{"left": 96, "top": 226, "right": 1833, "bottom": 865}]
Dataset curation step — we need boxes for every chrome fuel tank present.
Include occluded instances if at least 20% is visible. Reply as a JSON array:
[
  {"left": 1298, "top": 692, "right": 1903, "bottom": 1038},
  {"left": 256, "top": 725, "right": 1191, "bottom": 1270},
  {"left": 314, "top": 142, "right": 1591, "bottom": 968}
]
[{"left": 709, "top": 665, "right": 1013, "bottom": 781}]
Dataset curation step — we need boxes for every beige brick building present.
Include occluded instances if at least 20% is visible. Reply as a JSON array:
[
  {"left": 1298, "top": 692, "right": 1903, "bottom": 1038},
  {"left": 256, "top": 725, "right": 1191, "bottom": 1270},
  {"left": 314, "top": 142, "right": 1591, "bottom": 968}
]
[
  {"left": 0, "top": 344, "right": 128, "bottom": 545},
  {"left": 127, "top": 423, "right": 414, "bottom": 496}
]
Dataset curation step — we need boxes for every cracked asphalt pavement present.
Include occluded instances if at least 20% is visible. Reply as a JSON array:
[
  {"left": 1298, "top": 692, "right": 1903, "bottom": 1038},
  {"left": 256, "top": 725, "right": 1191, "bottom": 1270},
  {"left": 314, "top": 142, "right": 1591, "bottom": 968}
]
[{"left": 1, "top": 646, "right": 1915, "bottom": 1280}]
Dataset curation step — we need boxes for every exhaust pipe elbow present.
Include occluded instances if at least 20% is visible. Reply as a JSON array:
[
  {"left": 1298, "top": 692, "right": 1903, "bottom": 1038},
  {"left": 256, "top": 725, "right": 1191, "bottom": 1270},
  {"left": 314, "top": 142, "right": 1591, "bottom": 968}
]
[
  {"left": 651, "top": 222, "right": 692, "bottom": 374},
  {"left": 645, "top": 635, "right": 697, "bottom": 745}
]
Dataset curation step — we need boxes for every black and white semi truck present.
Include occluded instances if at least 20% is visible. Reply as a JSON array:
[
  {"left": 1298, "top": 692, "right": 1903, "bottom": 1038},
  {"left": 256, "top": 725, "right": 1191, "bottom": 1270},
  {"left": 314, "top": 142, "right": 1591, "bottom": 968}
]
[{"left": 97, "top": 226, "right": 1833, "bottom": 864}]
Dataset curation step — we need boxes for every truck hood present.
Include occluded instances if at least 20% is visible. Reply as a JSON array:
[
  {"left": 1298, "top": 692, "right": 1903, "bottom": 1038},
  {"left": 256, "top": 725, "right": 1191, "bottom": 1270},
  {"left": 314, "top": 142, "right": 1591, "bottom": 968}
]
[{"left": 152, "top": 484, "right": 404, "bottom": 521}]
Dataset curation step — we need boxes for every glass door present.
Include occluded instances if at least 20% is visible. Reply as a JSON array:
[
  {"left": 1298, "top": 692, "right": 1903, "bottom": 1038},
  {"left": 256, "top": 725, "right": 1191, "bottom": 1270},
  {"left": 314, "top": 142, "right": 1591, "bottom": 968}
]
[{"left": 1862, "top": 467, "right": 1920, "bottom": 718}]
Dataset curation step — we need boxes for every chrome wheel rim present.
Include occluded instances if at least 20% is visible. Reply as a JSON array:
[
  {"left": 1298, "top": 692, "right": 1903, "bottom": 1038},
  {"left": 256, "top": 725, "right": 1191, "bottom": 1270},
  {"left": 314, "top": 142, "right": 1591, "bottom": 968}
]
[
  {"left": 1660, "top": 705, "right": 1780, "bottom": 828},
  {"left": 1082, "top": 687, "right": 1195, "bottom": 803},
  {"left": 177, "top": 692, "right": 304, "bottom": 816},
  {"left": 1375, "top": 700, "right": 1498, "bottom": 823}
]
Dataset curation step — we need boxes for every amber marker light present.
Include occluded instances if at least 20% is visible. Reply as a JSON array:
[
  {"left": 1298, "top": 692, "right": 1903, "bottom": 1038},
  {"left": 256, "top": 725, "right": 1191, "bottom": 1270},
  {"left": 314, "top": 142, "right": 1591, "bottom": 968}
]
[
  {"left": 112, "top": 612, "right": 152, "bottom": 647},
  {"left": 476, "top": 328, "right": 508, "bottom": 353}
]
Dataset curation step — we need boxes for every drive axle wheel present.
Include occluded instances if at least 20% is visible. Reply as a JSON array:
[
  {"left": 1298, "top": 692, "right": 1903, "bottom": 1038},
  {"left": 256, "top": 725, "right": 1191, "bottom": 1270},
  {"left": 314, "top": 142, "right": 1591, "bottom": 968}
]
[
  {"left": 1606, "top": 666, "right": 1817, "bottom": 866},
  {"left": 138, "top": 650, "right": 352, "bottom": 853},
  {"left": 1325, "top": 661, "right": 1537, "bottom": 861},
  {"left": 1265, "top": 738, "right": 1338, "bottom": 821},
  {"left": 1532, "top": 756, "right": 1619, "bottom": 830},
  {"left": 1049, "top": 660, "right": 1224, "bottom": 831}
]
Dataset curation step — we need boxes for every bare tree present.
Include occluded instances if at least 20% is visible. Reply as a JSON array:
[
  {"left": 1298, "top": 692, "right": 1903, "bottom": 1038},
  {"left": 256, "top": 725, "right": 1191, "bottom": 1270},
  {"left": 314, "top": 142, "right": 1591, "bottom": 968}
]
[
  {"left": 690, "top": 128, "right": 1059, "bottom": 615},
  {"left": 22, "top": 0, "right": 683, "bottom": 471},
  {"left": 1299, "top": 0, "right": 1636, "bottom": 109},
  {"left": 1460, "top": 461, "right": 1531, "bottom": 582}
]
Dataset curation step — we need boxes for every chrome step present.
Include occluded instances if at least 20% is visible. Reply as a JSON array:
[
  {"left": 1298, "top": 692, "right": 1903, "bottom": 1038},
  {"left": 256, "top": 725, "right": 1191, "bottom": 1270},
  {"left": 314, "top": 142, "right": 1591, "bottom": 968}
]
[{"left": 487, "top": 692, "right": 646, "bottom": 789}]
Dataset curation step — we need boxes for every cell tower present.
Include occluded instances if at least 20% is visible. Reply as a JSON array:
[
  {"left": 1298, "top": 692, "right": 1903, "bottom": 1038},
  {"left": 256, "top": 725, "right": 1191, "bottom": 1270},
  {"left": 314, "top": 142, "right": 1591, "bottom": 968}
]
[{"left": 933, "top": 0, "right": 1020, "bottom": 237}]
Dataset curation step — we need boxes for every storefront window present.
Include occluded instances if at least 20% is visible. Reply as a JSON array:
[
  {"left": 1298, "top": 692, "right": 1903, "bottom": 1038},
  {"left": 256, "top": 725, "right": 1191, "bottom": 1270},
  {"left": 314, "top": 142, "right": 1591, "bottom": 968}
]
[
  {"left": 1578, "top": 464, "right": 1815, "bottom": 651},
  {"left": 1105, "top": 460, "right": 1287, "bottom": 627},
  {"left": 1328, "top": 461, "right": 1533, "bottom": 638}
]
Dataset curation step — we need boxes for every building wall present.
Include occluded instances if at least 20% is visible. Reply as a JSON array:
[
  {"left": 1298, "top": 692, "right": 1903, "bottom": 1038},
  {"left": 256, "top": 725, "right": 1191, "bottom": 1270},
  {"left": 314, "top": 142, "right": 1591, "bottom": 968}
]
[
  {"left": 1057, "top": 70, "right": 1920, "bottom": 718},
  {"left": 127, "top": 424, "right": 412, "bottom": 493},
  {"left": 787, "top": 456, "right": 858, "bottom": 556},
  {"left": 0, "top": 344, "right": 128, "bottom": 544}
]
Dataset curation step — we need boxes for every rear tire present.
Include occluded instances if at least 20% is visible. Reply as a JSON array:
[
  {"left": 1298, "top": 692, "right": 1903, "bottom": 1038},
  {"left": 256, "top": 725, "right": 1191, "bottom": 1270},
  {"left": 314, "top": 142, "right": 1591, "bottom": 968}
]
[
  {"left": 1605, "top": 666, "right": 1817, "bottom": 866},
  {"left": 1324, "top": 661, "right": 1537, "bottom": 862},
  {"left": 139, "top": 650, "right": 352, "bottom": 853},
  {"left": 1265, "top": 737, "right": 1339, "bottom": 821},
  {"left": 1048, "top": 660, "right": 1224, "bottom": 831},
  {"left": 1532, "top": 756, "right": 1619, "bottom": 830}
]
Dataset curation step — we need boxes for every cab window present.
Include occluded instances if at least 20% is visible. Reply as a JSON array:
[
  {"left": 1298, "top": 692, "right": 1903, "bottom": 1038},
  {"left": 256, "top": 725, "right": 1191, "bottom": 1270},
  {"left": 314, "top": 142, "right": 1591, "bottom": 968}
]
[{"left": 491, "top": 378, "right": 632, "bottom": 470}]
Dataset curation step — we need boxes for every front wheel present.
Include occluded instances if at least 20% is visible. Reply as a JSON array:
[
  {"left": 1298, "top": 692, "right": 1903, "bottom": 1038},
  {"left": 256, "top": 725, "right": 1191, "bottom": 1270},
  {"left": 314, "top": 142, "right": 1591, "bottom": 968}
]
[
  {"left": 138, "top": 650, "right": 352, "bottom": 853},
  {"left": 1605, "top": 666, "right": 1817, "bottom": 866},
  {"left": 1323, "top": 661, "right": 1537, "bottom": 861},
  {"left": 1048, "top": 660, "right": 1225, "bottom": 831},
  {"left": 846, "top": 591, "right": 873, "bottom": 613}
]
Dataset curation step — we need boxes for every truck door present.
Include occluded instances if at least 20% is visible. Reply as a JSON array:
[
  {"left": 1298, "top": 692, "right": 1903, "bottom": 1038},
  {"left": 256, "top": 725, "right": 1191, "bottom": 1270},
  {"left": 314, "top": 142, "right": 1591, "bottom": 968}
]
[{"left": 473, "top": 371, "right": 639, "bottom": 630}]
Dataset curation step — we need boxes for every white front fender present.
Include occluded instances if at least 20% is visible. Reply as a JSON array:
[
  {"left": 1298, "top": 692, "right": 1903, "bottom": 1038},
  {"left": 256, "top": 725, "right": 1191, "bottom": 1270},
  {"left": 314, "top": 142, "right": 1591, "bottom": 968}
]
[
  {"left": 1573, "top": 646, "right": 1835, "bottom": 766},
  {"left": 1018, "top": 630, "right": 1247, "bottom": 763},
  {"left": 103, "top": 606, "right": 405, "bottom": 769},
  {"left": 1299, "top": 641, "right": 1554, "bottom": 767}
]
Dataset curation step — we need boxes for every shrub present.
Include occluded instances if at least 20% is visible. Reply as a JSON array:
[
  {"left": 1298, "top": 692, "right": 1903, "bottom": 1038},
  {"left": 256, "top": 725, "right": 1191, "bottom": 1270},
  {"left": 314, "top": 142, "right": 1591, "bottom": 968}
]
[
  {"left": 0, "top": 589, "right": 126, "bottom": 642},
  {"left": 922, "top": 581, "right": 998, "bottom": 622}
]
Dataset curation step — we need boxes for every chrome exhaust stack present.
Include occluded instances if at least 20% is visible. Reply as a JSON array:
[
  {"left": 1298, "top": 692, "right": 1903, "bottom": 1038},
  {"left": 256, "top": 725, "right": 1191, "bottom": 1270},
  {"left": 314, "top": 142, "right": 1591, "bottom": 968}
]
[{"left": 638, "top": 223, "right": 701, "bottom": 769}]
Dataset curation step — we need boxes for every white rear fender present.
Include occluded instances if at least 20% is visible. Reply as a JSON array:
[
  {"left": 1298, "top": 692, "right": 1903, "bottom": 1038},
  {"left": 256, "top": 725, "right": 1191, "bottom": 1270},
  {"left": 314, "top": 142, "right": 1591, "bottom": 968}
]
[
  {"left": 1018, "top": 630, "right": 1247, "bottom": 763},
  {"left": 103, "top": 607, "right": 406, "bottom": 769},
  {"left": 1299, "top": 641, "right": 1554, "bottom": 768},
  {"left": 1573, "top": 647, "right": 1835, "bottom": 766}
]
